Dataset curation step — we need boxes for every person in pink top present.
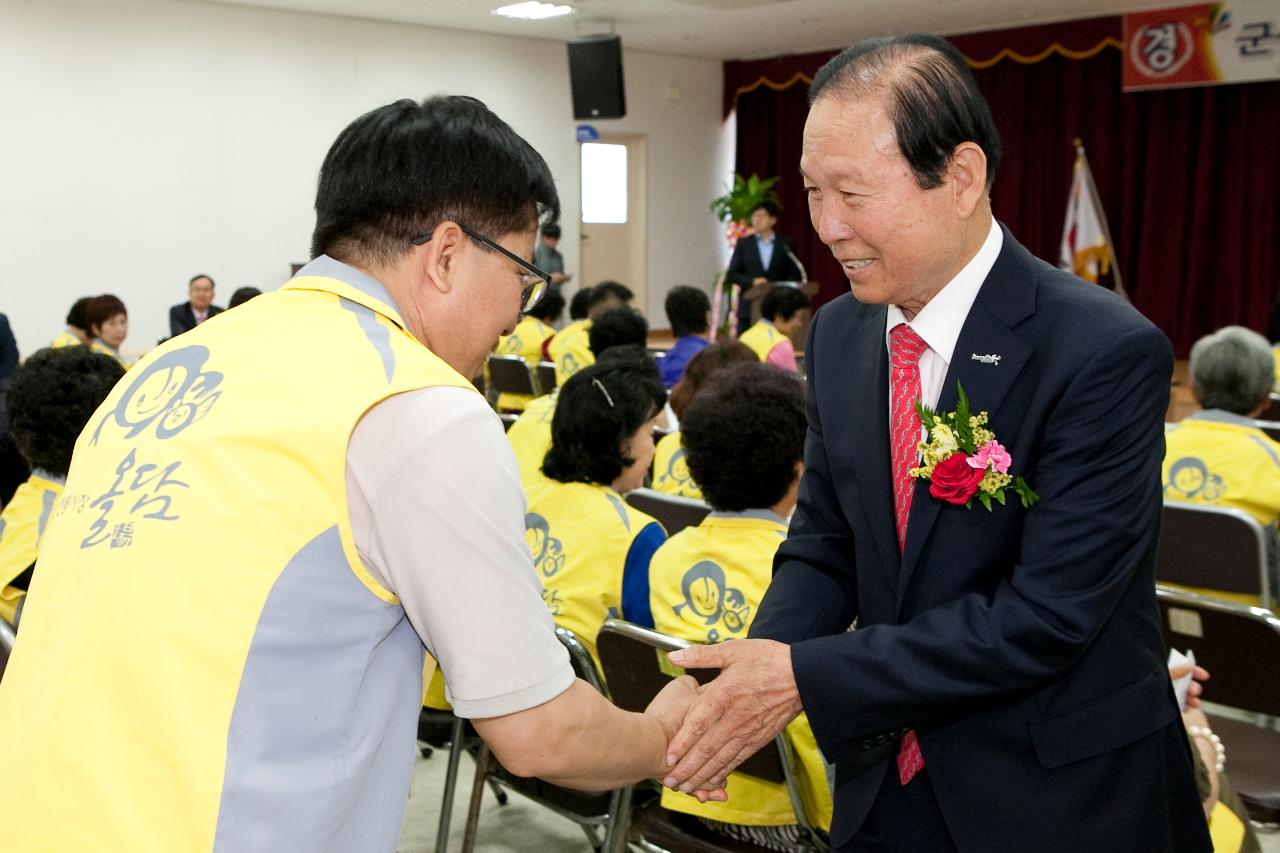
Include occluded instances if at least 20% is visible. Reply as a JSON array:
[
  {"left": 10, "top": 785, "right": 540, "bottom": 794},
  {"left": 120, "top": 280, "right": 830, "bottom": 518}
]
[{"left": 738, "top": 286, "right": 810, "bottom": 372}]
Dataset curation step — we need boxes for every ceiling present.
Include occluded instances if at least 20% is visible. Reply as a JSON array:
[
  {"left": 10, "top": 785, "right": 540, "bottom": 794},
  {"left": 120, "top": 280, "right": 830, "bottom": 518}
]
[{"left": 197, "top": 0, "right": 1188, "bottom": 61}]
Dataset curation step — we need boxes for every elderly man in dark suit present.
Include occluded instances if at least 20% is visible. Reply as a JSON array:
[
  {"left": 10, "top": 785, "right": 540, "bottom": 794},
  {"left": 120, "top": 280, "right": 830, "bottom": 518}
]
[
  {"left": 169, "top": 273, "right": 224, "bottom": 337},
  {"left": 661, "top": 34, "right": 1210, "bottom": 852}
]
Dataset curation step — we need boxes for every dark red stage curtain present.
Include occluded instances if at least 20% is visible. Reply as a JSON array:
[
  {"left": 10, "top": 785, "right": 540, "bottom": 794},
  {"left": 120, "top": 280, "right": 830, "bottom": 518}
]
[{"left": 727, "top": 17, "right": 1280, "bottom": 356}]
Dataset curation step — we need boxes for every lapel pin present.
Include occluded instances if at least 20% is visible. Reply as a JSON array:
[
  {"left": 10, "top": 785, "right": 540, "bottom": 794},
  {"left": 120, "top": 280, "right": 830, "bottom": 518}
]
[{"left": 971, "top": 353, "right": 1001, "bottom": 365}]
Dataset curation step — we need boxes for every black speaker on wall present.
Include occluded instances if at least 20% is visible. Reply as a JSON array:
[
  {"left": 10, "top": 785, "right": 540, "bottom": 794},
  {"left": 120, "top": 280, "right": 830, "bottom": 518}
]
[{"left": 568, "top": 34, "right": 626, "bottom": 120}]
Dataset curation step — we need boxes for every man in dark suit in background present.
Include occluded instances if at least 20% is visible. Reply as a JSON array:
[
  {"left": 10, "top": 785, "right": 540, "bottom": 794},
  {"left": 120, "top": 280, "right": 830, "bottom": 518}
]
[
  {"left": 662, "top": 34, "right": 1210, "bottom": 852},
  {"left": 169, "top": 273, "right": 223, "bottom": 337},
  {"left": 725, "top": 201, "right": 803, "bottom": 336}
]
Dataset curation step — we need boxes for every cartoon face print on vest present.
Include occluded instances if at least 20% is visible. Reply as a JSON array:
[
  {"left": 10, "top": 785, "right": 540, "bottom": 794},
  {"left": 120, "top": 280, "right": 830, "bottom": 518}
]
[
  {"left": 1165, "top": 456, "right": 1226, "bottom": 501},
  {"left": 524, "top": 512, "right": 566, "bottom": 578},
  {"left": 673, "top": 560, "right": 753, "bottom": 643}
]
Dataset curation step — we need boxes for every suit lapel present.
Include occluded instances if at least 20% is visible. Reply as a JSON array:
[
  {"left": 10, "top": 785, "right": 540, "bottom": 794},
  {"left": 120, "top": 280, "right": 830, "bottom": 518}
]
[
  {"left": 846, "top": 304, "right": 901, "bottom": 586},
  {"left": 895, "top": 229, "right": 1037, "bottom": 613}
]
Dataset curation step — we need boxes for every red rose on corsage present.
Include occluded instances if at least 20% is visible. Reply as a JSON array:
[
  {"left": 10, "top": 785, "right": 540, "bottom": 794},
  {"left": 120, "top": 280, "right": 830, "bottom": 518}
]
[{"left": 928, "top": 452, "right": 986, "bottom": 505}]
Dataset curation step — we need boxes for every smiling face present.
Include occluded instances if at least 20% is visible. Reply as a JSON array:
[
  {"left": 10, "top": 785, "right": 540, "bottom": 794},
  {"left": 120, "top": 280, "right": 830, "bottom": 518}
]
[{"left": 801, "top": 91, "right": 982, "bottom": 317}]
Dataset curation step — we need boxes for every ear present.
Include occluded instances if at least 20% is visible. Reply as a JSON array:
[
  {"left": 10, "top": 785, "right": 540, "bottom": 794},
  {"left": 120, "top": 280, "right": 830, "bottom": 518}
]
[
  {"left": 948, "top": 142, "right": 989, "bottom": 218},
  {"left": 414, "top": 220, "right": 469, "bottom": 296}
]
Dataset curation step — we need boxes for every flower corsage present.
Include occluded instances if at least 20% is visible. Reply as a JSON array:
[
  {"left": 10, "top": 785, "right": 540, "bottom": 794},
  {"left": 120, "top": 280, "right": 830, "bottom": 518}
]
[{"left": 911, "top": 383, "right": 1039, "bottom": 510}]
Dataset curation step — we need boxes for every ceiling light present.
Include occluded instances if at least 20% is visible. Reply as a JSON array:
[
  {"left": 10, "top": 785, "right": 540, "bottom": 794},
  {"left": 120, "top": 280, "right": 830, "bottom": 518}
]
[{"left": 492, "top": 2, "right": 575, "bottom": 20}]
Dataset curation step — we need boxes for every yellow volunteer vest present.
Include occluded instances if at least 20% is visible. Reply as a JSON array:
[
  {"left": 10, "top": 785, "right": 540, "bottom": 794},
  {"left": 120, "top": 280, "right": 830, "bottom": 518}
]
[
  {"left": 548, "top": 318, "right": 594, "bottom": 385},
  {"left": 0, "top": 258, "right": 474, "bottom": 853},
  {"left": 0, "top": 473, "right": 62, "bottom": 624},
  {"left": 50, "top": 330, "right": 83, "bottom": 348},
  {"left": 494, "top": 315, "right": 553, "bottom": 412},
  {"left": 649, "top": 512, "right": 833, "bottom": 830},
  {"left": 507, "top": 389, "right": 558, "bottom": 491},
  {"left": 651, "top": 431, "right": 703, "bottom": 500},
  {"left": 525, "top": 480, "right": 660, "bottom": 665},
  {"left": 1273, "top": 347, "right": 1280, "bottom": 388},
  {"left": 739, "top": 320, "right": 784, "bottom": 363},
  {"left": 89, "top": 338, "right": 131, "bottom": 370}
]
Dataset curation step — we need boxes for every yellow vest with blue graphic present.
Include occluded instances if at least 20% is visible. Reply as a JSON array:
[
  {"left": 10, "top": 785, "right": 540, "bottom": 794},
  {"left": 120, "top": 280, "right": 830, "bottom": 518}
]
[
  {"left": 494, "top": 315, "right": 553, "bottom": 413},
  {"left": 0, "top": 258, "right": 475, "bottom": 853},
  {"left": 1163, "top": 412, "right": 1280, "bottom": 607},
  {"left": 739, "top": 320, "right": 784, "bottom": 363},
  {"left": 649, "top": 513, "right": 833, "bottom": 830},
  {"left": 0, "top": 473, "right": 62, "bottom": 624},
  {"left": 548, "top": 318, "right": 593, "bottom": 385},
  {"left": 651, "top": 431, "right": 703, "bottom": 500},
  {"left": 50, "top": 330, "right": 82, "bottom": 348},
  {"left": 507, "top": 388, "right": 558, "bottom": 491},
  {"left": 525, "top": 480, "right": 660, "bottom": 665}
]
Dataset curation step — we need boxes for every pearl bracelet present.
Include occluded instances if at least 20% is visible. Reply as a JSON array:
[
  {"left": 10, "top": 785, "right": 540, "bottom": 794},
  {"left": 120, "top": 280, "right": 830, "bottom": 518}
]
[{"left": 1188, "top": 726, "right": 1226, "bottom": 773}]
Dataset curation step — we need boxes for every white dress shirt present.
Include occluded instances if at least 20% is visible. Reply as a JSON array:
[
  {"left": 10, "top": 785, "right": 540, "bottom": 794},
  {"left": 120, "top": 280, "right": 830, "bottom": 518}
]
[{"left": 885, "top": 218, "right": 1003, "bottom": 413}]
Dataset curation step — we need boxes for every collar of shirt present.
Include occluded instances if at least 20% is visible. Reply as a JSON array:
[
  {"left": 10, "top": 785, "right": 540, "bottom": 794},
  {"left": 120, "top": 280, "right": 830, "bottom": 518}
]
[
  {"left": 1187, "top": 409, "right": 1264, "bottom": 429},
  {"left": 757, "top": 234, "right": 775, "bottom": 246},
  {"left": 884, "top": 218, "right": 1003, "bottom": 366}
]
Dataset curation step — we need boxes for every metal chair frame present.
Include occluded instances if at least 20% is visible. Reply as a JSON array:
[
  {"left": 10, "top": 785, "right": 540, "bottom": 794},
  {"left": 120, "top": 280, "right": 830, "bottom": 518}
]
[{"left": 1158, "top": 501, "right": 1273, "bottom": 611}]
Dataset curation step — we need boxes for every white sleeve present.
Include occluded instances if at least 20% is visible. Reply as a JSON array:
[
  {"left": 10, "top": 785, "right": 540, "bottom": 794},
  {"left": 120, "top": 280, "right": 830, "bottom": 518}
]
[{"left": 346, "top": 386, "right": 573, "bottom": 719}]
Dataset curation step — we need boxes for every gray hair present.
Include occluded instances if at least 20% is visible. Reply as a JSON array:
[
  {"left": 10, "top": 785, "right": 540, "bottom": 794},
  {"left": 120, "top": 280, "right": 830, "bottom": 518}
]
[{"left": 1189, "top": 326, "right": 1274, "bottom": 415}]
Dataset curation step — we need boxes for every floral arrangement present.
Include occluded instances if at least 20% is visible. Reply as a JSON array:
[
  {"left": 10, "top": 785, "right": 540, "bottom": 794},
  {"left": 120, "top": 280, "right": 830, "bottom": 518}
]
[
  {"left": 911, "top": 383, "right": 1039, "bottom": 510},
  {"left": 709, "top": 173, "right": 781, "bottom": 230}
]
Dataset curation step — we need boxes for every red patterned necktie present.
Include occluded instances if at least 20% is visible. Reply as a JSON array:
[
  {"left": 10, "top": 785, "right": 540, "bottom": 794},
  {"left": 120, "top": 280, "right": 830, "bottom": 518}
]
[{"left": 888, "top": 322, "right": 928, "bottom": 784}]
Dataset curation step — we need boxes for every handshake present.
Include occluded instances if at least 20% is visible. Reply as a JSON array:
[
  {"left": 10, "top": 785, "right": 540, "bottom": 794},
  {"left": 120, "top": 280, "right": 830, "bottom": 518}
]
[{"left": 640, "top": 638, "right": 804, "bottom": 801}]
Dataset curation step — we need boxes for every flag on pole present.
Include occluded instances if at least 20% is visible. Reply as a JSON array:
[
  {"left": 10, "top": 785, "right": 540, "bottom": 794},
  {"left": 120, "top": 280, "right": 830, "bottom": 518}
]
[{"left": 1059, "top": 145, "right": 1113, "bottom": 284}]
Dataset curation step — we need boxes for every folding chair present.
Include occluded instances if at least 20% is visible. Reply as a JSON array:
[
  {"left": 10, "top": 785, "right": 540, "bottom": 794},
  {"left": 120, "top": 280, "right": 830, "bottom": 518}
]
[
  {"left": 596, "top": 619, "right": 829, "bottom": 852},
  {"left": 486, "top": 354, "right": 539, "bottom": 411},
  {"left": 458, "top": 627, "right": 633, "bottom": 853},
  {"left": 1259, "top": 394, "right": 1280, "bottom": 423},
  {"left": 1156, "top": 501, "right": 1273, "bottom": 611},
  {"left": 0, "top": 614, "right": 15, "bottom": 683},
  {"left": 1252, "top": 418, "right": 1280, "bottom": 444},
  {"left": 625, "top": 488, "right": 711, "bottom": 536},
  {"left": 536, "top": 361, "right": 557, "bottom": 396},
  {"left": 1156, "top": 585, "right": 1280, "bottom": 827}
]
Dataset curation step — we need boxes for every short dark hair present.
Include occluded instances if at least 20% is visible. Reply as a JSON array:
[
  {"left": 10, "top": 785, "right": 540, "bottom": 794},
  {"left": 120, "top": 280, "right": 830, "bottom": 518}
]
[
  {"left": 589, "top": 307, "right": 648, "bottom": 357},
  {"left": 588, "top": 280, "right": 634, "bottom": 312},
  {"left": 597, "top": 344, "right": 657, "bottom": 371},
  {"left": 311, "top": 95, "right": 560, "bottom": 266},
  {"left": 542, "top": 361, "right": 666, "bottom": 486},
  {"left": 664, "top": 286, "right": 711, "bottom": 338},
  {"left": 529, "top": 288, "right": 565, "bottom": 324},
  {"left": 65, "top": 297, "right": 93, "bottom": 330},
  {"left": 189, "top": 274, "right": 215, "bottom": 288},
  {"left": 85, "top": 294, "right": 127, "bottom": 332},
  {"left": 753, "top": 201, "right": 781, "bottom": 219},
  {"left": 541, "top": 223, "right": 561, "bottom": 240},
  {"left": 229, "top": 287, "right": 262, "bottom": 308},
  {"left": 682, "top": 364, "right": 806, "bottom": 512},
  {"left": 811, "top": 34, "right": 1002, "bottom": 192},
  {"left": 668, "top": 338, "right": 757, "bottom": 419},
  {"left": 7, "top": 347, "right": 125, "bottom": 477},
  {"left": 761, "top": 285, "right": 810, "bottom": 322},
  {"left": 569, "top": 287, "right": 593, "bottom": 320}
]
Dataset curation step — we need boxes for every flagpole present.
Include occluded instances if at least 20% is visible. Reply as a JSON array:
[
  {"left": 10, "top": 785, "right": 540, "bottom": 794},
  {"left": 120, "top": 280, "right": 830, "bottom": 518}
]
[{"left": 1073, "top": 138, "right": 1130, "bottom": 302}]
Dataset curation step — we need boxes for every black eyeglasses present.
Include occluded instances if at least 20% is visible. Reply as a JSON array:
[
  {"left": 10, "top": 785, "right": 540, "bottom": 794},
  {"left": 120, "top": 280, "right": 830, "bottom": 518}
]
[{"left": 411, "top": 224, "right": 551, "bottom": 314}]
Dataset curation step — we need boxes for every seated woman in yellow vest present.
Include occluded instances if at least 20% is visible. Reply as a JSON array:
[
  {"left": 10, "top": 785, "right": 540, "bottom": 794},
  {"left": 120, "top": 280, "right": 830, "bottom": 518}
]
[
  {"left": 646, "top": 363, "right": 833, "bottom": 848},
  {"left": 525, "top": 359, "right": 668, "bottom": 666},
  {"left": 738, "top": 285, "right": 809, "bottom": 373},
  {"left": 652, "top": 339, "right": 756, "bottom": 500},
  {"left": 83, "top": 293, "right": 133, "bottom": 370},
  {"left": 50, "top": 297, "right": 93, "bottom": 348},
  {"left": 547, "top": 280, "right": 634, "bottom": 385},
  {"left": 0, "top": 347, "right": 124, "bottom": 624},
  {"left": 1163, "top": 326, "right": 1280, "bottom": 605},
  {"left": 492, "top": 288, "right": 563, "bottom": 413},
  {"left": 508, "top": 312, "right": 652, "bottom": 493}
]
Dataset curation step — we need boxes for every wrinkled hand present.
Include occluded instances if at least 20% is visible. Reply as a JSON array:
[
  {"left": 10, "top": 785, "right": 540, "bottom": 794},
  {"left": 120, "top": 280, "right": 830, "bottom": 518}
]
[
  {"left": 661, "top": 639, "right": 802, "bottom": 798},
  {"left": 1168, "top": 662, "right": 1210, "bottom": 708},
  {"left": 643, "top": 675, "right": 729, "bottom": 800}
]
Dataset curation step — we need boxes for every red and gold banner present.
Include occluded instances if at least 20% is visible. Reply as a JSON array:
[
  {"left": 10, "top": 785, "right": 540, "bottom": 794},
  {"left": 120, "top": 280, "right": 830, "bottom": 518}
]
[{"left": 1124, "top": 2, "right": 1280, "bottom": 91}]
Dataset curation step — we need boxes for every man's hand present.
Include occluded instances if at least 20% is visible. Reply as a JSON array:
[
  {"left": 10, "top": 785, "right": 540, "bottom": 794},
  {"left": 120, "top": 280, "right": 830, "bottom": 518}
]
[
  {"left": 644, "top": 674, "right": 700, "bottom": 744},
  {"left": 661, "top": 639, "right": 802, "bottom": 797}
]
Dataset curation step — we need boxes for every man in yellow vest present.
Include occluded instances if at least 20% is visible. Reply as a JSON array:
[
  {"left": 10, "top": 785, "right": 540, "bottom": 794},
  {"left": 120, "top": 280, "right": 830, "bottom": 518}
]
[
  {"left": 0, "top": 95, "right": 699, "bottom": 852},
  {"left": 547, "top": 279, "right": 634, "bottom": 384}
]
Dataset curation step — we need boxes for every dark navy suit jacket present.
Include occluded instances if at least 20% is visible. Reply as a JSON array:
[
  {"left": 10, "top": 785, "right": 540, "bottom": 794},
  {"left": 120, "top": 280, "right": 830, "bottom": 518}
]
[{"left": 750, "top": 227, "right": 1210, "bottom": 852}]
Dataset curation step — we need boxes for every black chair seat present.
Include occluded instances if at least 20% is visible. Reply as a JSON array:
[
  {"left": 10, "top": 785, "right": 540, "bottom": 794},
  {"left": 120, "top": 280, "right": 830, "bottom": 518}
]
[
  {"left": 632, "top": 800, "right": 779, "bottom": 853},
  {"left": 1206, "top": 715, "right": 1280, "bottom": 825},
  {"left": 418, "top": 708, "right": 468, "bottom": 748}
]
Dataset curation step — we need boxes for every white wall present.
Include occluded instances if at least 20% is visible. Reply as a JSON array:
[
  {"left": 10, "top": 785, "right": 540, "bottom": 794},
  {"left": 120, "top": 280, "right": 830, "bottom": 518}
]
[{"left": 0, "top": 0, "right": 729, "bottom": 355}]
